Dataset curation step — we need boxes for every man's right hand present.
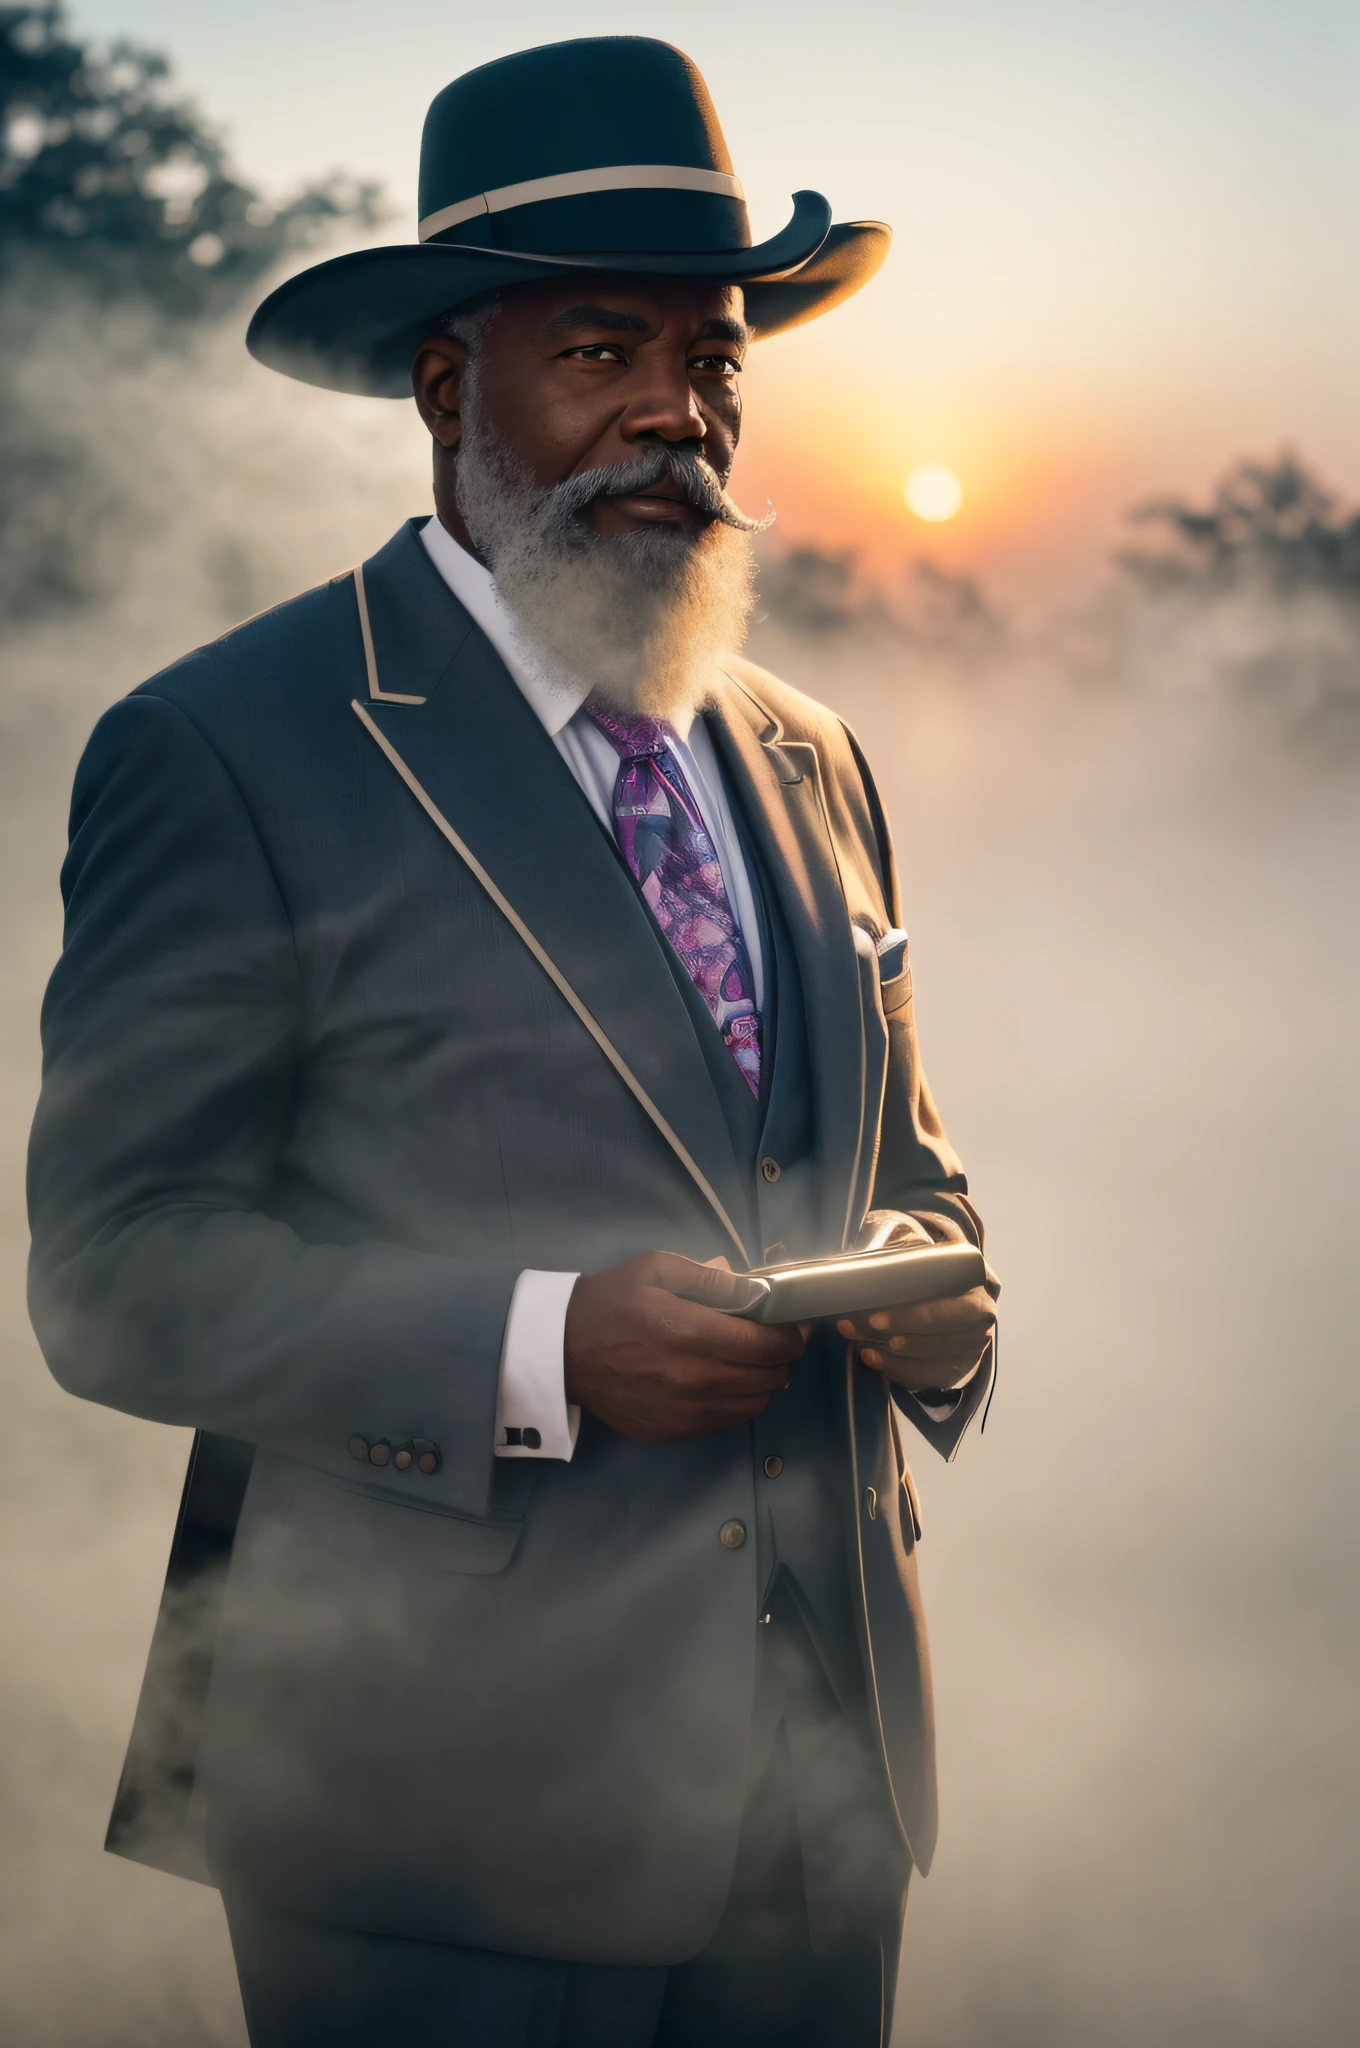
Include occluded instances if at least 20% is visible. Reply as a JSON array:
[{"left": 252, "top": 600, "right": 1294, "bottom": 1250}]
[{"left": 564, "top": 1251, "right": 810, "bottom": 1442}]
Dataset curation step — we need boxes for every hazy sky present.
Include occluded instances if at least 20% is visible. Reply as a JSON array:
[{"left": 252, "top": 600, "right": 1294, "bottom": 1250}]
[{"left": 69, "top": 0, "right": 1360, "bottom": 604}]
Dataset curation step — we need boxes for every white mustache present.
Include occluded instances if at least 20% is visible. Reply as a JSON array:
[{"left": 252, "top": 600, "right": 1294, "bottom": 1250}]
[{"left": 546, "top": 448, "right": 775, "bottom": 535}]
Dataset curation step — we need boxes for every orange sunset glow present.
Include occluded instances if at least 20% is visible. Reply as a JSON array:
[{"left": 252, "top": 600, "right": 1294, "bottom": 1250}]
[{"left": 732, "top": 342, "right": 1122, "bottom": 609}]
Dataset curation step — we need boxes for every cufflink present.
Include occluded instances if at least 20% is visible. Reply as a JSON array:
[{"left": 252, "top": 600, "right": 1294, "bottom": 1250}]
[{"left": 501, "top": 1427, "right": 542, "bottom": 1450}]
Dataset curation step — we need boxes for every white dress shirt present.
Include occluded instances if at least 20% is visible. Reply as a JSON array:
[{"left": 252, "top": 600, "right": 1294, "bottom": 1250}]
[{"left": 420, "top": 514, "right": 764, "bottom": 1463}]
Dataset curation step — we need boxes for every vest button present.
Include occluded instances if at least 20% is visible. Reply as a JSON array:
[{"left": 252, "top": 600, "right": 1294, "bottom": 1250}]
[
  {"left": 763, "top": 1455, "right": 784, "bottom": 1478},
  {"left": 347, "top": 1436, "right": 369, "bottom": 1462},
  {"left": 368, "top": 1439, "right": 391, "bottom": 1467},
  {"left": 719, "top": 1519, "right": 747, "bottom": 1549},
  {"left": 760, "top": 1156, "right": 781, "bottom": 1183}
]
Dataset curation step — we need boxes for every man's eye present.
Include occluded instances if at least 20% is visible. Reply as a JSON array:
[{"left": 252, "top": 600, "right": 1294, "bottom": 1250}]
[
  {"left": 564, "top": 344, "right": 627, "bottom": 363},
  {"left": 690, "top": 354, "right": 742, "bottom": 376}
]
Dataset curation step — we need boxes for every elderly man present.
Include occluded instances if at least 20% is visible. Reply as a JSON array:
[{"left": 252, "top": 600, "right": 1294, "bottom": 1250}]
[{"left": 27, "top": 36, "right": 997, "bottom": 2048}]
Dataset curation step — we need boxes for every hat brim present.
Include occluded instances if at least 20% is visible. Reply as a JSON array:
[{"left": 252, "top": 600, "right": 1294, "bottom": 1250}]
[{"left": 246, "top": 192, "right": 890, "bottom": 397}]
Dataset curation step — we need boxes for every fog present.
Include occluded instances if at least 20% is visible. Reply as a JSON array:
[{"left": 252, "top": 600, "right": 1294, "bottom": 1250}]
[{"left": 1, "top": 314, "right": 1356, "bottom": 2044}]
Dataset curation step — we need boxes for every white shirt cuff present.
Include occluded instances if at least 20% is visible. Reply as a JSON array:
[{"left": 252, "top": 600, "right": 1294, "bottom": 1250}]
[{"left": 494, "top": 1269, "right": 581, "bottom": 1460}]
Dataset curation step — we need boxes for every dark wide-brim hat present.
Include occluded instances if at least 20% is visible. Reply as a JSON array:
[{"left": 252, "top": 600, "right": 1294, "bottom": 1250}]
[{"left": 247, "top": 36, "right": 891, "bottom": 398}]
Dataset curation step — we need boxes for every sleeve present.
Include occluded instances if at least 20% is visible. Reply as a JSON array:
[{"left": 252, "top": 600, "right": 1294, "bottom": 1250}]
[
  {"left": 495, "top": 1270, "right": 581, "bottom": 1460},
  {"left": 26, "top": 692, "right": 521, "bottom": 1523}
]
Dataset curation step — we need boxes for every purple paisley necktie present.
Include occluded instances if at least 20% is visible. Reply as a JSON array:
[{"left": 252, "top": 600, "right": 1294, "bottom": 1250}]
[{"left": 588, "top": 706, "right": 763, "bottom": 1097}]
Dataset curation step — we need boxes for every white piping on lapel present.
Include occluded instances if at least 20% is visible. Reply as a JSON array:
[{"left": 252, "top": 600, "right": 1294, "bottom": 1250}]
[
  {"left": 351, "top": 699, "right": 753, "bottom": 1266},
  {"left": 352, "top": 566, "right": 427, "bottom": 706},
  {"left": 806, "top": 747, "right": 871, "bottom": 1253}
]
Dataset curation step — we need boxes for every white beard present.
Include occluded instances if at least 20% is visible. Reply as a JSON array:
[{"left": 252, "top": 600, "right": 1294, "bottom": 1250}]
[{"left": 453, "top": 374, "right": 758, "bottom": 723}]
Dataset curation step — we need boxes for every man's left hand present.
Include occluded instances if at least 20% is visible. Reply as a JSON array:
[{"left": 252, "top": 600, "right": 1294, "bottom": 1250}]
[{"left": 836, "top": 1210, "right": 999, "bottom": 1395}]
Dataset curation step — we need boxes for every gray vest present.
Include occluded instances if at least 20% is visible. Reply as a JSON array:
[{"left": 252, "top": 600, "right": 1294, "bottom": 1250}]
[{"left": 648, "top": 771, "right": 864, "bottom": 1711}]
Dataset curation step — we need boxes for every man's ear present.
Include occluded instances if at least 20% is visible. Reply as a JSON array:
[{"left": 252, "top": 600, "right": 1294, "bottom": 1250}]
[{"left": 411, "top": 337, "right": 469, "bottom": 449}]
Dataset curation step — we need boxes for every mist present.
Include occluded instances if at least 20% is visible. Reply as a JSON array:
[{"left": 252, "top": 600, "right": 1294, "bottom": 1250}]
[{"left": 1, "top": 300, "right": 1356, "bottom": 2046}]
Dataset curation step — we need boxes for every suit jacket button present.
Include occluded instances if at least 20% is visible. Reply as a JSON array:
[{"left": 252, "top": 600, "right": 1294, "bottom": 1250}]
[
  {"left": 760, "top": 1156, "right": 781, "bottom": 1183},
  {"left": 368, "top": 1440, "right": 391, "bottom": 1467},
  {"left": 348, "top": 1436, "right": 369, "bottom": 1462},
  {"left": 719, "top": 1519, "right": 747, "bottom": 1549},
  {"left": 763, "top": 1455, "right": 783, "bottom": 1478},
  {"left": 393, "top": 1445, "right": 413, "bottom": 1471},
  {"left": 412, "top": 1439, "right": 442, "bottom": 1476}
]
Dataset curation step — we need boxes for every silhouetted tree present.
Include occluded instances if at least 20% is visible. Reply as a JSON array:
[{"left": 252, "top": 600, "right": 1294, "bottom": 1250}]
[
  {"left": 0, "top": 5, "right": 384, "bottom": 619},
  {"left": 1, "top": 2, "right": 381, "bottom": 314},
  {"left": 754, "top": 544, "right": 1006, "bottom": 657},
  {"left": 901, "top": 559, "right": 1005, "bottom": 652},
  {"left": 1113, "top": 455, "right": 1360, "bottom": 758},
  {"left": 757, "top": 546, "right": 865, "bottom": 636},
  {"left": 1119, "top": 455, "right": 1360, "bottom": 605}
]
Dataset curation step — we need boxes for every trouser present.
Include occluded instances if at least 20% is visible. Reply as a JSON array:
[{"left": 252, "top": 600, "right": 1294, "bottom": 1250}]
[{"left": 225, "top": 1585, "right": 910, "bottom": 2048}]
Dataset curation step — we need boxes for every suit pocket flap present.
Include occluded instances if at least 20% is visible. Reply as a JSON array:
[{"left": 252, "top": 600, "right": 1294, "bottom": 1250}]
[{"left": 286, "top": 1468, "right": 525, "bottom": 1576}]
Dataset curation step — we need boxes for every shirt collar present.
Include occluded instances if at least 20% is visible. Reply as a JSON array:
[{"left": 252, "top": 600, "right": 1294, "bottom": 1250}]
[{"left": 419, "top": 513, "right": 697, "bottom": 744}]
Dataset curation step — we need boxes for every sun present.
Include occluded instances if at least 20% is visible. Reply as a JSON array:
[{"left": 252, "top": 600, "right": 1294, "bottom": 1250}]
[{"left": 903, "top": 465, "right": 963, "bottom": 522}]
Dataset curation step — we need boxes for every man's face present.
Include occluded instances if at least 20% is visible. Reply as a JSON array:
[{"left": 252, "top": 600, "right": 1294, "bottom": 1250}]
[
  {"left": 412, "top": 275, "right": 759, "bottom": 720},
  {"left": 415, "top": 275, "right": 748, "bottom": 538}
]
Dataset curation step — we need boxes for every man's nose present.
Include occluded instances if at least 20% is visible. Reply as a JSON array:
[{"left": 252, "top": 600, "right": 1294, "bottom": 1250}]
[{"left": 620, "top": 361, "right": 706, "bottom": 445}]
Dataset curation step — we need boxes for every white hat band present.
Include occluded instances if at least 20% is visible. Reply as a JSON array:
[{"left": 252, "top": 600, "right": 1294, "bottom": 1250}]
[{"left": 418, "top": 164, "right": 746, "bottom": 244}]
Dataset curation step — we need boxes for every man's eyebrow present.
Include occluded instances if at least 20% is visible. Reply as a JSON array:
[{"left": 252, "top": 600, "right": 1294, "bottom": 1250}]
[
  {"left": 692, "top": 316, "right": 750, "bottom": 348},
  {"left": 543, "top": 304, "right": 651, "bottom": 338}
]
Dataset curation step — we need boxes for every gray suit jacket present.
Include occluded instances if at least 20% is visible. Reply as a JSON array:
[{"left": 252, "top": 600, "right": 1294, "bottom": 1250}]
[{"left": 27, "top": 520, "right": 992, "bottom": 1964}]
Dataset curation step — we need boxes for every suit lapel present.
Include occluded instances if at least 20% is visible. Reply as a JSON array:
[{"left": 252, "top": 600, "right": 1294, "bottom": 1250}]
[
  {"left": 348, "top": 524, "right": 755, "bottom": 1263},
  {"left": 707, "top": 675, "right": 868, "bottom": 1251}
]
